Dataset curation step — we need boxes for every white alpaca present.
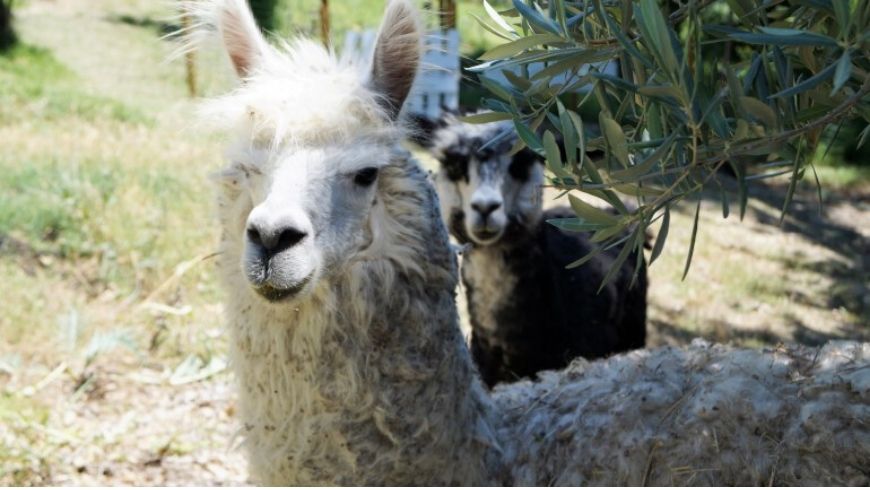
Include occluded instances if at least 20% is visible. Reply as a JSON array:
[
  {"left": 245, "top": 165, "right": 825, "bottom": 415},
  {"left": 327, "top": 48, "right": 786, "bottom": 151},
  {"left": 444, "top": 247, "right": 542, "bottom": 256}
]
[{"left": 188, "top": 0, "right": 870, "bottom": 485}]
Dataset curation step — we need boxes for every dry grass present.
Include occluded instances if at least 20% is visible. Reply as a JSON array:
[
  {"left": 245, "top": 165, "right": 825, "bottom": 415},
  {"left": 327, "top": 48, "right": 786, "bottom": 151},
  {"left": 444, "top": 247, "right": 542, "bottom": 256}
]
[
  {"left": 538, "top": 176, "right": 869, "bottom": 350},
  {"left": 0, "top": 0, "right": 867, "bottom": 485}
]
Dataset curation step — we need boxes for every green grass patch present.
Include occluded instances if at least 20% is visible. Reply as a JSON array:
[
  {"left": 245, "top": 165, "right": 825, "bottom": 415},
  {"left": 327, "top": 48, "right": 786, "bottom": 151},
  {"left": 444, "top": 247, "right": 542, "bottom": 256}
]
[
  {"left": 0, "top": 157, "right": 170, "bottom": 259},
  {"left": 0, "top": 393, "right": 53, "bottom": 485},
  {"left": 0, "top": 44, "right": 150, "bottom": 124},
  {"left": 803, "top": 122, "right": 870, "bottom": 191},
  {"left": 806, "top": 163, "right": 870, "bottom": 190},
  {"left": 0, "top": 140, "right": 216, "bottom": 295}
]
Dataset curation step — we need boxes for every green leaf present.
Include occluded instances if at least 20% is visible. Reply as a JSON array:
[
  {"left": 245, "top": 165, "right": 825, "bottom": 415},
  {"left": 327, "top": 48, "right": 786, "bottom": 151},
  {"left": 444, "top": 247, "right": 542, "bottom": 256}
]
[
  {"left": 630, "top": 229, "right": 646, "bottom": 289},
  {"left": 637, "top": 84, "right": 684, "bottom": 102},
  {"left": 831, "top": 0, "right": 851, "bottom": 33},
  {"left": 484, "top": 0, "right": 517, "bottom": 35},
  {"left": 612, "top": 182, "right": 664, "bottom": 197},
  {"left": 808, "top": 161, "right": 824, "bottom": 214},
  {"left": 585, "top": 188, "right": 631, "bottom": 215},
  {"left": 530, "top": 49, "right": 618, "bottom": 81},
  {"left": 479, "top": 75, "right": 515, "bottom": 102},
  {"left": 649, "top": 205, "right": 669, "bottom": 265},
  {"left": 780, "top": 140, "right": 803, "bottom": 224},
  {"left": 858, "top": 124, "right": 870, "bottom": 149},
  {"left": 719, "top": 185, "right": 730, "bottom": 219},
  {"left": 646, "top": 102, "right": 663, "bottom": 139},
  {"left": 588, "top": 72, "right": 640, "bottom": 94},
  {"left": 512, "top": 0, "right": 561, "bottom": 35},
  {"left": 470, "top": 13, "right": 514, "bottom": 42},
  {"left": 514, "top": 119, "right": 544, "bottom": 153},
  {"left": 600, "top": 114, "right": 630, "bottom": 167},
  {"left": 593, "top": 0, "right": 654, "bottom": 69},
  {"left": 723, "top": 0, "right": 744, "bottom": 17},
  {"left": 637, "top": 0, "right": 680, "bottom": 79},
  {"left": 557, "top": 100, "right": 577, "bottom": 166},
  {"left": 567, "top": 110, "right": 586, "bottom": 164},
  {"left": 592, "top": 80, "right": 612, "bottom": 116},
  {"left": 502, "top": 69, "right": 532, "bottom": 90},
  {"left": 831, "top": 50, "right": 852, "bottom": 95},
  {"left": 543, "top": 130, "right": 571, "bottom": 179},
  {"left": 772, "top": 46, "right": 792, "bottom": 93},
  {"left": 682, "top": 200, "right": 701, "bottom": 280},
  {"left": 733, "top": 162, "right": 748, "bottom": 220},
  {"left": 568, "top": 194, "right": 619, "bottom": 226},
  {"left": 610, "top": 132, "right": 677, "bottom": 181},
  {"left": 767, "top": 61, "right": 837, "bottom": 99},
  {"left": 597, "top": 230, "right": 637, "bottom": 293},
  {"left": 469, "top": 47, "right": 596, "bottom": 72},
  {"left": 566, "top": 247, "right": 601, "bottom": 269},
  {"left": 479, "top": 33, "right": 565, "bottom": 60},
  {"left": 580, "top": 153, "right": 605, "bottom": 183},
  {"left": 547, "top": 217, "right": 608, "bottom": 232},
  {"left": 727, "top": 28, "right": 839, "bottom": 47},
  {"left": 459, "top": 112, "right": 514, "bottom": 124},
  {"left": 590, "top": 222, "right": 629, "bottom": 243},
  {"left": 553, "top": 0, "right": 568, "bottom": 34},
  {"left": 725, "top": 64, "right": 744, "bottom": 111},
  {"left": 739, "top": 96, "right": 777, "bottom": 127}
]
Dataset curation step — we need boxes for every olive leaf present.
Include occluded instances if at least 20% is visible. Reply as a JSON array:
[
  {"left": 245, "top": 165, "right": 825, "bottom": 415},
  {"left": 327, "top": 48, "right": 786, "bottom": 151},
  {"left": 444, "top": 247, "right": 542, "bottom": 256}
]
[{"left": 471, "top": 0, "right": 869, "bottom": 283}]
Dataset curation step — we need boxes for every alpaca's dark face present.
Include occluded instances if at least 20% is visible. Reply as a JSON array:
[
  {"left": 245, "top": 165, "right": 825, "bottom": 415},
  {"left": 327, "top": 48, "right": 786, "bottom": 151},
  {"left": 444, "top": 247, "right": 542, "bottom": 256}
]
[{"left": 419, "top": 117, "right": 544, "bottom": 246}]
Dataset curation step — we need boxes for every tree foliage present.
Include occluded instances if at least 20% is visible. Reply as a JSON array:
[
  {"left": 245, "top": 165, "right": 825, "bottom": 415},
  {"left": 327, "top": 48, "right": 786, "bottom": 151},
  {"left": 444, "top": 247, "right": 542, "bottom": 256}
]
[
  {"left": 248, "top": 0, "right": 279, "bottom": 33},
  {"left": 0, "top": 0, "right": 16, "bottom": 51},
  {"left": 471, "top": 0, "right": 870, "bottom": 280}
]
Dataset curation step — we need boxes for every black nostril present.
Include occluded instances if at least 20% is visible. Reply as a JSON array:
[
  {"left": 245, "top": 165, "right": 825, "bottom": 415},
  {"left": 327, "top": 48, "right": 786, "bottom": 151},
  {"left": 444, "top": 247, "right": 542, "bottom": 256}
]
[
  {"left": 247, "top": 227, "right": 263, "bottom": 247},
  {"left": 275, "top": 227, "right": 307, "bottom": 252},
  {"left": 472, "top": 201, "right": 502, "bottom": 217},
  {"left": 247, "top": 225, "right": 307, "bottom": 253}
]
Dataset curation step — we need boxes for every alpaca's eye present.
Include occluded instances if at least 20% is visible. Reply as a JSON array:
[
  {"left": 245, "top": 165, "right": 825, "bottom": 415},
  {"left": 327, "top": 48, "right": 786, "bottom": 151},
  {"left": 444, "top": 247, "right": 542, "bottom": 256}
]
[{"left": 353, "top": 167, "right": 379, "bottom": 187}]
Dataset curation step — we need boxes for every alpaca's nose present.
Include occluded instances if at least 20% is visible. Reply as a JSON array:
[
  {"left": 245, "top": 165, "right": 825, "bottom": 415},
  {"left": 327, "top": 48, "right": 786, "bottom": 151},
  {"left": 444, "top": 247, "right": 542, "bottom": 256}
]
[
  {"left": 471, "top": 199, "right": 502, "bottom": 218},
  {"left": 247, "top": 224, "right": 308, "bottom": 254}
]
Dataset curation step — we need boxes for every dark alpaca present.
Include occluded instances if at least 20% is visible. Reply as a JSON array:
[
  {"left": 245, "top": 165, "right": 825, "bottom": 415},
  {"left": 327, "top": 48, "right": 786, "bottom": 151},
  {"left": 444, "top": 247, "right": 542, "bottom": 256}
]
[{"left": 411, "top": 113, "right": 647, "bottom": 387}]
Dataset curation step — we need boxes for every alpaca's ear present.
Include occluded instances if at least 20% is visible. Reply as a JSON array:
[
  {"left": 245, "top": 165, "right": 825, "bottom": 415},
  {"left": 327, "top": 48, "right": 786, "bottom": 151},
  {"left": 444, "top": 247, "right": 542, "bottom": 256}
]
[
  {"left": 218, "top": 0, "right": 269, "bottom": 78},
  {"left": 369, "top": 0, "right": 421, "bottom": 120}
]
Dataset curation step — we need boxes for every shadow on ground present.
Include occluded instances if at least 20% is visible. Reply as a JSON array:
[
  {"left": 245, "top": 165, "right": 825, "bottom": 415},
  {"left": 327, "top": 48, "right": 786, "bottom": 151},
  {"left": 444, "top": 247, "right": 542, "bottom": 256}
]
[
  {"left": 652, "top": 309, "right": 868, "bottom": 348},
  {"left": 105, "top": 14, "right": 180, "bottom": 37},
  {"left": 649, "top": 175, "right": 869, "bottom": 347}
]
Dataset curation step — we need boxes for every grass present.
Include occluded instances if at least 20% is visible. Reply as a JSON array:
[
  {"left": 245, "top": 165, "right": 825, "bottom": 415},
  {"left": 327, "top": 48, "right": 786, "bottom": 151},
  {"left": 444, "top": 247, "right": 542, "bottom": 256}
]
[
  {"left": 0, "top": 9, "right": 227, "bottom": 473},
  {"left": 635, "top": 186, "right": 869, "bottom": 349},
  {"left": 807, "top": 158, "right": 870, "bottom": 191},
  {"left": 805, "top": 123, "right": 870, "bottom": 191},
  {"left": 0, "top": 44, "right": 149, "bottom": 124},
  {"left": 0, "top": 0, "right": 868, "bottom": 485}
]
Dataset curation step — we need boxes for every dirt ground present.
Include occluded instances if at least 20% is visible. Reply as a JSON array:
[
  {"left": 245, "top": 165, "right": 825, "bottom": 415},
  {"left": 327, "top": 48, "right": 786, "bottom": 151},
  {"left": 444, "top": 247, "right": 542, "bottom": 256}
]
[{"left": 2, "top": 368, "right": 247, "bottom": 486}]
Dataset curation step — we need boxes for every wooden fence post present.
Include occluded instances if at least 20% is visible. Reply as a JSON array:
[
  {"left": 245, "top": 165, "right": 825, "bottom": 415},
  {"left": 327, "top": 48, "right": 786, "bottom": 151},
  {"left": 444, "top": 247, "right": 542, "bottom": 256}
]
[
  {"left": 439, "top": 0, "right": 456, "bottom": 29},
  {"left": 181, "top": 8, "right": 197, "bottom": 97},
  {"left": 320, "top": 0, "right": 330, "bottom": 47}
]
